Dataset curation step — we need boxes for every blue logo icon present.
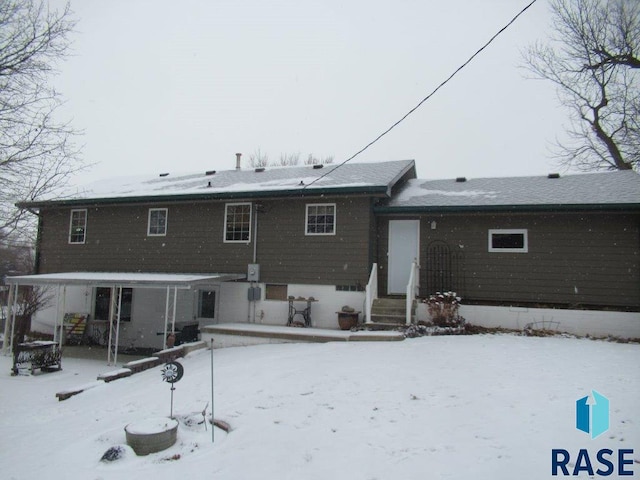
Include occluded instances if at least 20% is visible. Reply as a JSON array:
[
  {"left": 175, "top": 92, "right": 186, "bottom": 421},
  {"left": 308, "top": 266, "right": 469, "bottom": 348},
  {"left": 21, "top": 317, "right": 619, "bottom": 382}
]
[{"left": 576, "top": 390, "right": 609, "bottom": 439}]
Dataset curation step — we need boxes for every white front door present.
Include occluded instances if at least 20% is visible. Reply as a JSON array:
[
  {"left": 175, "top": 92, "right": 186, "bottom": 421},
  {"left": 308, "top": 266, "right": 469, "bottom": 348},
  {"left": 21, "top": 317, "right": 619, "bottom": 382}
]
[{"left": 387, "top": 220, "right": 420, "bottom": 294}]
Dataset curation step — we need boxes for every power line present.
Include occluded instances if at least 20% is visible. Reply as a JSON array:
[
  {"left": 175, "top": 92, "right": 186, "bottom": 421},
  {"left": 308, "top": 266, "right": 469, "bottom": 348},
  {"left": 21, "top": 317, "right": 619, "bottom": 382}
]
[{"left": 304, "top": 0, "right": 538, "bottom": 189}]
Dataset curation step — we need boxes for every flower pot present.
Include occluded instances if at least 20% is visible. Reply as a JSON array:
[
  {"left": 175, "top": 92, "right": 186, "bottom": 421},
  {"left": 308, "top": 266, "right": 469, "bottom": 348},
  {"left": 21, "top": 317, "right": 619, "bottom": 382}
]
[{"left": 337, "top": 312, "right": 359, "bottom": 330}]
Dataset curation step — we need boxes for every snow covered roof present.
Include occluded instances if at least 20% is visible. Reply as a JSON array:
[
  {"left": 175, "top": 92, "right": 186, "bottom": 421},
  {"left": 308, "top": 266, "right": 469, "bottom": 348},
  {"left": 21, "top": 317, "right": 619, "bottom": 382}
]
[
  {"left": 5, "top": 272, "right": 245, "bottom": 288},
  {"left": 20, "top": 159, "right": 416, "bottom": 208},
  {"left": 378, "top": 170, "right": 640, "bottom": 212}
]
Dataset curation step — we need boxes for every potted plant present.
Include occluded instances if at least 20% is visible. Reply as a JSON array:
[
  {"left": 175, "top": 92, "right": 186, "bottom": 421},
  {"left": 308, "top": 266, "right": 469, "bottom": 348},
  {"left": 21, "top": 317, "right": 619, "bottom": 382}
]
[{"left": 337, "top": 306, "right": 360, "bottom": 330}]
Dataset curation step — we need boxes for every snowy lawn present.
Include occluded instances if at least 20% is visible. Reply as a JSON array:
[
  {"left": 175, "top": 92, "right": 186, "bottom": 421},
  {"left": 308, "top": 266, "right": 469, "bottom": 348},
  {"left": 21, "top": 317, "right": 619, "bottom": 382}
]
[{"left": 0, "top": 334, "right": 638, "bottom": 480}]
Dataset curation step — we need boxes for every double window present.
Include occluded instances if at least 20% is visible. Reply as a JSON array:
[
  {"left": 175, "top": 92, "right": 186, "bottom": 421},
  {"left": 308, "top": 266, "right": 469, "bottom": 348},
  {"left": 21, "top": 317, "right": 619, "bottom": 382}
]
[
  {"left": 69, "top": 209, "right": 87, "bottom": 244},
  {"left": 306, "top": 203, "right": 336, "bottom": 235},
  {"left": 224, "top": 203, "right": 252, "bottom": 242},
  {"left": 488, "top": 229, "right": 528, "bottom": 253},
  {"left": 148, "top": 208, "right": 168, "bottom": 236}
]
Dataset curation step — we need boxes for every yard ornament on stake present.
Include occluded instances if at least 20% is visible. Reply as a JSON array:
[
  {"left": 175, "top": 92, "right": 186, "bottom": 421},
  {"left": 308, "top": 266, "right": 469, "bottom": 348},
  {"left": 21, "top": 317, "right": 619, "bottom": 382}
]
[{"left": 161, "top": 361, "right": 184, "bottom": 419}]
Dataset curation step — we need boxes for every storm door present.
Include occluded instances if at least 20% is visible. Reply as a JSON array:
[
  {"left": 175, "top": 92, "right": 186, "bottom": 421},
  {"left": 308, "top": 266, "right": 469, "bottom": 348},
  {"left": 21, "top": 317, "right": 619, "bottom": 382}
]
[{"left": 387, "top": 220, "right": 420, "bottom": 294}]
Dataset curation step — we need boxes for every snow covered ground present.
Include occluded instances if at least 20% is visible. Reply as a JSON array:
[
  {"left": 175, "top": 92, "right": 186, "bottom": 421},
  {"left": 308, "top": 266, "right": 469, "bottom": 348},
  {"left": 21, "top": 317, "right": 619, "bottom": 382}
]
[{"left": 0, "top": 334, "right": 638, "bottom": 479}]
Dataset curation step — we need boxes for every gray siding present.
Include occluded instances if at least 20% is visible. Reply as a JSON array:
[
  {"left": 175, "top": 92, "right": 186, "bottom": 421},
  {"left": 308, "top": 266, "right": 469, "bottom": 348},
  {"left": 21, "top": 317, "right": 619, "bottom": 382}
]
[
  {"left": 37, "top": 196, "right": 373, "bottom": 287},
  {"left": 377, "top": 212, "right": 640, "bottom": 308}
]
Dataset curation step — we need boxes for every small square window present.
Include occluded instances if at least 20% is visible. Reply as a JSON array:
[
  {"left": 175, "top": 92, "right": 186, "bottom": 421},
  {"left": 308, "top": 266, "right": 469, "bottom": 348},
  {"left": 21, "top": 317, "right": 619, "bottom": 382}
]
[
  {"left": 488, "top": 229, "right": 528, "bottom": 253},
  {"left": 306, "top": 203, "right": 336, "bottom": 235},
  {"left": 148, "top": 208, "right": 168, "bottom": 236},
  {"left": 69, "top": 209, "right": 87, "bottom": 244},
  {"left": 224, "top": 203, "right": 252, "bottom": 242}
]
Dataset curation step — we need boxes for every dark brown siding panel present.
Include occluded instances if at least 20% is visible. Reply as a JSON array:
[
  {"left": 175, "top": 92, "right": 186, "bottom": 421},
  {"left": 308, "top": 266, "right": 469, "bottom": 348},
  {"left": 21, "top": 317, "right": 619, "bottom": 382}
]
[
  {"left": 377, "top": 212, "right": 640, "bottom": 308},
  {"left": 258, "top": 197, "right": 371, "bottom": 286},
  {"left": 38, "top": 203, "right": 254, "bottom": 274},
  {"left": 37, "top": 196, "right": 374, "bottom": 287}
]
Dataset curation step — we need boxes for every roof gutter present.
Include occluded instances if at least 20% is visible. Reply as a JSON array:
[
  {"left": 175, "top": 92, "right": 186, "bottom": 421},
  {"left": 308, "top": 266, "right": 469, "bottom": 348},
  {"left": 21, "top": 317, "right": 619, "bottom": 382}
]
[
  {"left": 17, "top": 185, "right": 391, "bottom": 209},
  {"left": 374, "top": 203, "right": 640, "bottom": 214}
]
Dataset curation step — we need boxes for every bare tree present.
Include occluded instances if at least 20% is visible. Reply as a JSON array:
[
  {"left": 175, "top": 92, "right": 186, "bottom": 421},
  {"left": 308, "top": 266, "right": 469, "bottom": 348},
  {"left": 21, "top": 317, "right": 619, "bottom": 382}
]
[
  {"left": 0, "top": 0, "right": 82, "bottom": 241},
  {"left": 1, "top": 240, "right": 53, "bottom": 341},
  {"left": 523, "top": 0, "right": 639, "bottom": 171},
  {"left": 248, "top": 148, "right": 269, "bottom": 168},
  {"left": 276, "top": 152, "right": 300, "bottom": 166}
]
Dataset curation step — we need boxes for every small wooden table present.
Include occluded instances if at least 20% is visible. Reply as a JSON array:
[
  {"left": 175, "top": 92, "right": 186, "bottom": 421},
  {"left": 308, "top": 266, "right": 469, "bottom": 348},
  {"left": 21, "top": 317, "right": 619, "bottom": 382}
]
[
  {"left": 287, "top": 297, "right": 318, "bottom": 327},
  {"left": 12, "top": 341, "right": 62, "bottom": 375}
]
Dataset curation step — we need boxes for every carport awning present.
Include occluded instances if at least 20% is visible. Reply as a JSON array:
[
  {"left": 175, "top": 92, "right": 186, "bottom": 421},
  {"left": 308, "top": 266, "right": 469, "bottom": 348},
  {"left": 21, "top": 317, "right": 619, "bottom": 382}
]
[{"left": 5, "top": 272, "right": 246, "bottom": 288}]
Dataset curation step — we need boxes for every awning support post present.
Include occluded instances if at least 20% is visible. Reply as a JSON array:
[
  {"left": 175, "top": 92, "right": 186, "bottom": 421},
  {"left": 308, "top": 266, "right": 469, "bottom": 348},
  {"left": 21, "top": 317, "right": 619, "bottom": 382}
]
[{"left": 2, "top": 283, "right": 17, "bottom": 354}]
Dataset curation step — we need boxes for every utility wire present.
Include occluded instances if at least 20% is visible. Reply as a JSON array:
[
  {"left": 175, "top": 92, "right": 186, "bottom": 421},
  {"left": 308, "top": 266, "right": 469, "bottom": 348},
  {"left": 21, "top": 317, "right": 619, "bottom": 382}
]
[{"left": 304, "top": 0, "right": 538, "bottom": 189}]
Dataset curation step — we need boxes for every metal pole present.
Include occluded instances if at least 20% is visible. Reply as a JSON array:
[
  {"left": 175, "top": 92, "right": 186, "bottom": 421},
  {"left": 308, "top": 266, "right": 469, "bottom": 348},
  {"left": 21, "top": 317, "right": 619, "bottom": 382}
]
[
  {"left": 171, "top": 287, "right": 177, "bottom": 334},
  {"left": 107, "top": 286, "right": 115, "bottom": 365},
  {"left": 8, "top": 284, "right": 18, "bottom": 354},
  {"left": 215, "top": 338, "right": 216, "bottom": 443},
  {"left": 163, "top": 286, "right": 170, "bottom": 348},
  {"left": 114, "top": 286, "right": 122, "bottom": 366},
  {"left": 170, "top": 385, "right": 175, "bottom": 419},
  {"left": 3, "top": 283, "right": 15, "bottom": 354},
  {"left": 59, "top": 285, "right": 67, "bottom": 350}
]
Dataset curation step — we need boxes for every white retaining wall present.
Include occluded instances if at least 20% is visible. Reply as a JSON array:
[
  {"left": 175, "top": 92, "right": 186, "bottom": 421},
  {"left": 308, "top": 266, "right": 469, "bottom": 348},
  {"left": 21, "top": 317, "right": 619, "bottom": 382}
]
[
  {"left": 218, "top": 282, "right": 366, "bottom": 329},
  {"left": 458, "top": 304, "right": 640, "bottom": 339}
]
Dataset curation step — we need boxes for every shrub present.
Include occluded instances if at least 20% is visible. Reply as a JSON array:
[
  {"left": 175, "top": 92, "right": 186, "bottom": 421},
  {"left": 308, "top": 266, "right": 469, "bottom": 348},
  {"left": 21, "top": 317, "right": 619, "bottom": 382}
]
[{"left": 424, "top": 292, "right": 465, "bottom": 328}]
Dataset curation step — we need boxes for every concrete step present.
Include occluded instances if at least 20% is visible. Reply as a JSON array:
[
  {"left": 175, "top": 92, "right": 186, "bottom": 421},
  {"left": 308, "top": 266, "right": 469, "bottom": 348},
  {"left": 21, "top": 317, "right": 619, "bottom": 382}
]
[
  {"left": 370, "top": 313, "right": 407, "bottom": 324},
  {"left": 364, "top": 321, "right": 406, "bottom": 331}
]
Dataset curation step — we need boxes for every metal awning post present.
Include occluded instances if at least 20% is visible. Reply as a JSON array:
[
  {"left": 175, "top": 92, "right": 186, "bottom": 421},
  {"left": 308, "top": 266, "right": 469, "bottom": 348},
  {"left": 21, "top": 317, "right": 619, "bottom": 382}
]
[
  {"left": 2, "top": 283, "right": 15, "bottom": 354},
  {"left": 163, "top": 286, "right": 170, "bottom": 348},
  {"left": 58, "top": 285, "right": 67, "bottom": 350},
  {"left": 9, "top": 284, "right": 18, "bottom": 352},
  {"left": 113, "top": 286, "right": 122, "bottom": 366},
  {"left": 107, "top": 286, "right": 116, "bottom": 365},
  {"left": 171, "top": 286, "right": 178, "bottom": 334}
]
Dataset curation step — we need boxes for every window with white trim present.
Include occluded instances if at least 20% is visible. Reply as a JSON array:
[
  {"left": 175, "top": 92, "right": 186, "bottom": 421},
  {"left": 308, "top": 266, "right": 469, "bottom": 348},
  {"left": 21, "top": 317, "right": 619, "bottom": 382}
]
[
  {"left": 69, "top": 209, "right": 87, "bottom": 244},
  {"left": 147, "top": 208, "right": 168, "bottom": 236},
  {"left": 224, "top": 203, "right": 252, "bottom": 242},
  {"left": 198, "top": 290, "right": 217, "bottom": 319},
  {"left": 306, "top": 203, "right": 336, "bottom": 235},
  {"left": 488, "top": 229, "right": 528, "bottom": 253}
]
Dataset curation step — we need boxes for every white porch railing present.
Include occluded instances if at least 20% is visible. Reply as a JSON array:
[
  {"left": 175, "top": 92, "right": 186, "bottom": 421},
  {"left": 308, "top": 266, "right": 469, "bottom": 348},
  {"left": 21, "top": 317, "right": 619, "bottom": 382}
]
[
  {"left": 365, "top": 263, "right": 378, "bottom": 324},
  {"left": 405, "top": 260, "right": 420, "bottom": 325}
]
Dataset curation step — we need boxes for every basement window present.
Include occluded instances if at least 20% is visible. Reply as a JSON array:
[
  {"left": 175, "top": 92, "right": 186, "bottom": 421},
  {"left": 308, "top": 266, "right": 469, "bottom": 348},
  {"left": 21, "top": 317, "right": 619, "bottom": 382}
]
[
  {"left": 336, "top": 285, "right": 364, "bottom": 292},
  {"left": 488, "top": 229, "right": 528, "bottom": 253},
  {"left": 265, "top": 284, "right": 288, "bottom": 301}
]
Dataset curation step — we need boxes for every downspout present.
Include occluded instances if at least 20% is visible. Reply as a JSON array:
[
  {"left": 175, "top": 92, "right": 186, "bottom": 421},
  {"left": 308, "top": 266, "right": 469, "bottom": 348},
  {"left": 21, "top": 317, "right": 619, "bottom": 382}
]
[
  {"left": 248, "top": 204, "right": 259, "bottom": 323},
  {"left": 27, "top": 208, "right": 42, "bottom": 274}
]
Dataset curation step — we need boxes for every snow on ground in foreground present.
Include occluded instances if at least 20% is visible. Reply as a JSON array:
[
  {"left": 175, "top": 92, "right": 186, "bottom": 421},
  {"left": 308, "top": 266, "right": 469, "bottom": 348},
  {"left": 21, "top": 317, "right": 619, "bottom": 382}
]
[{"left": 0, "top": 335, "right": 638, "bottom": 480}]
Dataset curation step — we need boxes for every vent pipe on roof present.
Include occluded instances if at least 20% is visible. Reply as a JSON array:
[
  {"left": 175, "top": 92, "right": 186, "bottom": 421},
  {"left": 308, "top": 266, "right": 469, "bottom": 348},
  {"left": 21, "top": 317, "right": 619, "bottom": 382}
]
[{"left": 236, "top": 153, "right": 242, "bottom": 171}]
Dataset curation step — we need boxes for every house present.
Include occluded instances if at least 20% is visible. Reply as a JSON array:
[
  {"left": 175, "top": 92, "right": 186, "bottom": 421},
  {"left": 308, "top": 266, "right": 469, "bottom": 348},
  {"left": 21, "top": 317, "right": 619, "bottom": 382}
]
[
  {"left": 375, "top": 170, "right": 640, "bottom": 338},
  {"left": 3, "top": 159, "right": 416, "bottom": 354},
  {"left": 3, "top": 159, "right": 640, "bottom": 355}
]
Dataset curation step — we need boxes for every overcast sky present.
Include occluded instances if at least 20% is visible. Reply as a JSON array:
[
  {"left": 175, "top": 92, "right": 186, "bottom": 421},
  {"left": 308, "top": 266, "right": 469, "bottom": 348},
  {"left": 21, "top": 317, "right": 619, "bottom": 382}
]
[{"left": 49, "top": 0, "right": 570, "bottom": 185}]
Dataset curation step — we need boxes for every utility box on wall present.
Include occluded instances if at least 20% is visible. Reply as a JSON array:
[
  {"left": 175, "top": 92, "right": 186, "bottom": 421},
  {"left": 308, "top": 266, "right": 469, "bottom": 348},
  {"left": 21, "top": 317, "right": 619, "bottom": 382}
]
[
  {"left": 247, "top": 264, "right": 260, "bottom": 282},
  {"left": 247, "top": 286, "right": 262, "bottom": 301}
]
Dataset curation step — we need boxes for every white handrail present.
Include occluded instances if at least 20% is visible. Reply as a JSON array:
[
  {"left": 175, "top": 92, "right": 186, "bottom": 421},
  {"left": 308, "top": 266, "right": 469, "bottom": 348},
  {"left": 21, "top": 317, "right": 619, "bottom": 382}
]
[
  {"left": 365, "top": 263, "right": 378, "bottom": 324},
  {"left": 405, "top": 260, "right": 419, "bottom": 325}
]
